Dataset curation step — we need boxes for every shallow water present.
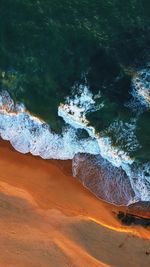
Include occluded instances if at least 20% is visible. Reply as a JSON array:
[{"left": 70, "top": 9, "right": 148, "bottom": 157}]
[{"left": 0, "top": 1, "right": 149, "bottom": 206}]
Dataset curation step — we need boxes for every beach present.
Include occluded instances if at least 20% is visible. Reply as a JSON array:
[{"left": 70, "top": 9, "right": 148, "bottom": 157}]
[{"left": 0, "top": 139, "right": 150, "bottom": 267}]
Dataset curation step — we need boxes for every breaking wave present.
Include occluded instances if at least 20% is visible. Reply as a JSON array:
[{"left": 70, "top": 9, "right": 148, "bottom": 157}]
[
  {"left": 58, "top": 81, "right": 150, "bottom": 204},
  {"left": 0, "top": 69, "right": 150, "bottom": 206},
  {"left": 125, "top": 67, "right": 150, "bottom": 113},
  {"left": 0, "top": 90, "right": 99, "bottom": 159}
]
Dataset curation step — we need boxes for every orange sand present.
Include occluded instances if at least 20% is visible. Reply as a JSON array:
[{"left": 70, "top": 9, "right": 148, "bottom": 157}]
[{"left": 0, "top": 139, "right": 150, "bottom": 267}]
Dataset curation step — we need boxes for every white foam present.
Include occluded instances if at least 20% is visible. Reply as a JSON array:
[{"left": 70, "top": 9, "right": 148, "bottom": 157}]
[
  {"left": 123, "top": 163, "right": 150, "bottom": 202},
  {"left": 58, "top": 84, "right": 102, "bottom": 137},
  {"left": 0, "top": 86, "right": 150, "bottom": 203},
  {"left": 0, "top": 90, "right": 99, "bottom": 159},
  {"left": 58, "top": 85, "right": 134, "bottom": 168},
  {"left": 58, "top": 83, "right": 150, "bottom": 203},
  {"left": 126, "top": 67, "right": 150, "bottom": 112},
  {"left": 97, "top": 137, "right": 133, "bottom": 168}
]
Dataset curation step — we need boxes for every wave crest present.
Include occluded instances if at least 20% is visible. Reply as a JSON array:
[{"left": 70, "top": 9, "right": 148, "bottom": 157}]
[{"left": 0, "top": 82, "right": 150, "bottom": 206}]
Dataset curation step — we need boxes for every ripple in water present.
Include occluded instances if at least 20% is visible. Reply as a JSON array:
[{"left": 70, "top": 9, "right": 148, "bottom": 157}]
[{"left": 72, "top": 153, "right": 135, "bottom": 206}]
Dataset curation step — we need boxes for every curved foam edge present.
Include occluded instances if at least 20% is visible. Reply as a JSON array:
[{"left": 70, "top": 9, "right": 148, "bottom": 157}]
[{"left": 0, "top": 84, "right": 150, "bottom": 204}]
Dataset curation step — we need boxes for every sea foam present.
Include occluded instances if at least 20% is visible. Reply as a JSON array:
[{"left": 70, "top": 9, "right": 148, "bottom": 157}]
[
  {"left": 58, "top": 82, "right": 150, "bottom": 203},
  {"left": 0, "top": 75, "right": 150, "bottom": 205},
  {"left": 126, "top": 67, "right": 150, "bottom": 113},
  {"left": 0, "top": 90, "right": 99, "bottom": 159}
]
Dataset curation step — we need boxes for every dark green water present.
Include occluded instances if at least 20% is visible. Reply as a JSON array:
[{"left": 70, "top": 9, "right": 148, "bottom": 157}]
[{"left": 0, "top": 0, "right": 150, "bottom": 161}]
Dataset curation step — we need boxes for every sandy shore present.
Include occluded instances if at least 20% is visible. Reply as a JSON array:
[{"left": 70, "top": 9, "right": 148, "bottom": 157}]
[{"left": 0, "top": 139, "right": 150, "bottom": 267}]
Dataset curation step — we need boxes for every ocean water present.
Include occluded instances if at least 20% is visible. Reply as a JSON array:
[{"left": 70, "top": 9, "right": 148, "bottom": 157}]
[
  {"left": 0, "top": 1, "right": 149, "bottom": 206},
  {"left": 0, "top": 68, "right": 150, "bottom": 205}
]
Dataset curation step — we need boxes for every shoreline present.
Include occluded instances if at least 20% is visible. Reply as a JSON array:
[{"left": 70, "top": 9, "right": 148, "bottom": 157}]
[
  {"left": 52, "top": 154, "right": 150, "bottom": 220},
  {"left": 0, "top": 139, "right": 150, "bottom": 266}
]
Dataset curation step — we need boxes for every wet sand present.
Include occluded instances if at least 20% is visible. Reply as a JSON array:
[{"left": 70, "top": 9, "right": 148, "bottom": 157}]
[{"left": 0, "top": 139, "right": 150, "bottom": 267}]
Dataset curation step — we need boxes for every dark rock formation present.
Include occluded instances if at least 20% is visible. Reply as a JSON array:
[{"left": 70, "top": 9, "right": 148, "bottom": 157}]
[{"left": 117, "top": 211, "right": 150, "bottom": 227}]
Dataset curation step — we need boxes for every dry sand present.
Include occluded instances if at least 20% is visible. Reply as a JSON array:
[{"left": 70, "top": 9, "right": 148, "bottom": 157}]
[{"left": 0, "top": 139, "right": 150, "bottom": 267}]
